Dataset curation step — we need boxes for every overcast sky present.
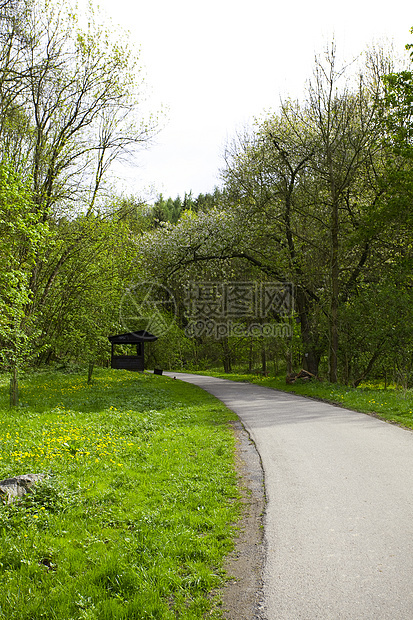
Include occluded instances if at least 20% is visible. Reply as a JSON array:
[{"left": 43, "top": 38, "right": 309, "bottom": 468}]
[{"left": 81, "top": 0, "right": 411, "bottom": 201}]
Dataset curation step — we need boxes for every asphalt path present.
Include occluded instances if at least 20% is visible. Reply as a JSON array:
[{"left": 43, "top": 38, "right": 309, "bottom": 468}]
[{"left": 165, "top": 372, "right": 413, "bottom": 619}]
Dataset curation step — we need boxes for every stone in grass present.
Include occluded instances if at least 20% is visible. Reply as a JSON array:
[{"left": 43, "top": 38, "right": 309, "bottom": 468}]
[{"left": 0, "top": 474, "right": 45, "bottom": 504}]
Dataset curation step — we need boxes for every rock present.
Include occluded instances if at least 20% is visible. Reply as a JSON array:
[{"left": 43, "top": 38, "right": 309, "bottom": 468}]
[{"left": 0, "top": 474, "right": 45, "bottom": 504}]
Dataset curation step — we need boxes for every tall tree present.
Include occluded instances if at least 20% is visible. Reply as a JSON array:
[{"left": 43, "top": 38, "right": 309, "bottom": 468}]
[
  {"left": 0, "top": 0, "right": 157, "bottom": 374},
  {"left": 137, "top": 44, "right": 405, "bottom": 381},
  {"left": 222, "top": 109, "right": 325, "bottom": 375},
  {"left": 0, "top": 162, "right": 49, "bottom": 403},
  {"left": 306, "top": 44, "right": 386, "bottom": 381}
]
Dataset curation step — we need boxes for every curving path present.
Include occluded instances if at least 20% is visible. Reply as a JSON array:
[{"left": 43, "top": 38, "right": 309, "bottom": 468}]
[{"left": 165, "top": 372, "right": 413, "bottom": 620}]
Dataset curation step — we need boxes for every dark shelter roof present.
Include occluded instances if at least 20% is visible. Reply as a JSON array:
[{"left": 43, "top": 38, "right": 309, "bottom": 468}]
[{"left": 108, "top": 331, "right": 158, "bottom": 344}]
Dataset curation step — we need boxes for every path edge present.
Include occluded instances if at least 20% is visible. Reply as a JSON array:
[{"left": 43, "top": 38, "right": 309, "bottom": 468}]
[{"left": 218, "top": 418, "right": 267, "bottom": 620}]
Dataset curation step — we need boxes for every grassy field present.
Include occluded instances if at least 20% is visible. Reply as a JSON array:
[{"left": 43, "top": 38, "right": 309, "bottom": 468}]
[
  {"left": 2, "top": 366, "right": 411, "bottom": 619},
  {"left": 194, "top": 370, "right": 413, "bottom": 430},
  {"left": 0, "top": 369, "right": 240, "bottom": 620}
]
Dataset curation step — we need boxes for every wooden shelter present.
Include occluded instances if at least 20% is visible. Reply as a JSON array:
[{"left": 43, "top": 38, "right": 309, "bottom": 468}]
[{"left": 108, "top": 331, "right": 157, "bottom": 371}]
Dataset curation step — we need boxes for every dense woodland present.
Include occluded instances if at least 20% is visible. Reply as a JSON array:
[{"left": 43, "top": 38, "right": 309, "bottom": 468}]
[{"left": 0, "top": 0, "right": 412, "bottom": 402}]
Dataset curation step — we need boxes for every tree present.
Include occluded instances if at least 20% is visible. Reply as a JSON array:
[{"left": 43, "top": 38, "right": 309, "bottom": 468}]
[
  {"left": 136, "top": 43, "right": 408, "bottom": 382},
  {"left": 220, "top": 45, "right": 403, "bottom": 381},
  {"left": 149, "top": 189, "right": 223, "bottom": 228},
  {"left": 0, "top": 0, "right": 156, "bottom": 218},
  {"left": 380, "top": 31, "right": 413, "bottom": 232},
  {"left": 32, "top": 207, "right": 148, "bottom": 377},
  {"left": 0, "top": 0, "right": 157, "bottom": 375},
  {"left": 222, "top": 109, "right": 324, "bottom": 375},
  {"left": 305, "top": 44, "right": 387, "bottom": 381},
  {"left": 0, "top": 162, "right": 49, "bottom": 404}
]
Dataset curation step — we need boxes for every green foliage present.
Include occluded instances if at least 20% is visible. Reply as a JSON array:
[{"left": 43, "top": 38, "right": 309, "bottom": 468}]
[
  {"left": 381, "top": 34, "right": 413, "bottom": 231},
  {"left": 0, "top": 0, "right": 155, "bottom": 216},
  {"left": 135, "top": 43, "right": 413, "bottom": 386},
  {"left": 0, "top": 0, "right": 157, "bottom": 378},
  {"left": 35, "top": 214, "right": 137, "bottom": 368},
  {"left": 151, "top": 194, "right": 184, "bottom": 225},
  {"left": 149, "top": 189, "right": 223, "bottom": 227},
  {"left": 0, "top": 4, "right": 411, "bottom": 391},
  {"left": 338, "top": 280, "right": 413, "bottom": 386},
  {"left": 0, "top": 162, "right": 51, "bottom": 403}
]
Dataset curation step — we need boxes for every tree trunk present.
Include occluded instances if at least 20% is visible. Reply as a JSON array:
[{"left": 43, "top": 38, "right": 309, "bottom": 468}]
[
  {"left": 286, "top": 348, "right": 293, "bottom": 375},
  {"left": 296, "top": 289, "right": 320, "bottom": 376},
  {"left": 353, "top": 341, "right": 386, "bottom": 388},
  {"left": 248, "top": 338, "right": 253, "bottom": 372},
  {"left": 303, "top": 349, "right": 320, "bottom": 377},
  {"left": 261, "top": 344, "right": 267, "bottom": 374},
  {"left": 87, "top": 361, "right": 94, "bottom": 384},
  {"left": 330, "top": 199, "right": 339, "bottom": 383},
  {"left": 222, "top": 338, "right": 232, "bottom": 373},
  {"left": 9, "top": 365, "right": 18, "bottom": 407}
]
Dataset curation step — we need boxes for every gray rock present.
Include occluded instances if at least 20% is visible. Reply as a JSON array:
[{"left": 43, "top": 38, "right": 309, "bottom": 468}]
[{"left": 0, "top": 474, "right": 45, "bottom": 504}]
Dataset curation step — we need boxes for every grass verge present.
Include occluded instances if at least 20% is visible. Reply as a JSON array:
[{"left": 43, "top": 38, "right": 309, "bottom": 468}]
[
  {"left": 190, "top": 370, "right": 413, "bottom": 431},
  {"left": 0, "top": 368, "right": 240, "bottom": 619}
]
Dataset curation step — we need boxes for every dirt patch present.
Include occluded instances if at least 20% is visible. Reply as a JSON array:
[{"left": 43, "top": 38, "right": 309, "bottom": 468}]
[{"left": 218, "top": 420, "right": 267, "bottom": 619}]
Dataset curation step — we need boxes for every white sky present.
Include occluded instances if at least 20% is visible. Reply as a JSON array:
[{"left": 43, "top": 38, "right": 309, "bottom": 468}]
[{"left": 81, "top": 0, "right": 411, "bottom": 201}]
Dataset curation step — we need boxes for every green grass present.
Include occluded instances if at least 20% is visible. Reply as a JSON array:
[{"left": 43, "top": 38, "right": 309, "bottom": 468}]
[
  {"left": 0, "top": 368, "right": 240, "bottom": 619},
  {"left": 191, "top": 370, "right": 413, "bottom": 430}
]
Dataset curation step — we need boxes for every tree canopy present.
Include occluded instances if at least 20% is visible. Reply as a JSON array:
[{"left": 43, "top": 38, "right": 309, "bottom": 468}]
[
  {"left": 0, "top": 10, "right": 412, "bottom": 391},
  {"left": 135, "top": 43, "right": 413, "bottom": 385}
]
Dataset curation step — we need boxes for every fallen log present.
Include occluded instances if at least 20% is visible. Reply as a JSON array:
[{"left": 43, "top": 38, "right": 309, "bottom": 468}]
[{"left": 286, "top": 369, "right": 318, "bottom": 384}]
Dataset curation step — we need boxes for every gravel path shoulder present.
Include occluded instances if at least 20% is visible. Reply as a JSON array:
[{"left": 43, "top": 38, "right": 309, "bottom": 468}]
[{"left": 219, "top": 418, "right": 267, "bottom": 619}]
